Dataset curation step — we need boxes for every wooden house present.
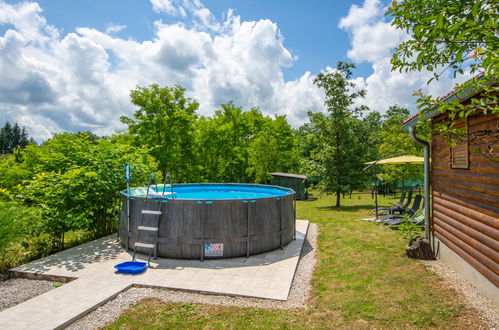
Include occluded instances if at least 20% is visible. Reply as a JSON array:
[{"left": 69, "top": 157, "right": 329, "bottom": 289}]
[{"left": 403, "top": 84, "right": 498, "bottom": 304}]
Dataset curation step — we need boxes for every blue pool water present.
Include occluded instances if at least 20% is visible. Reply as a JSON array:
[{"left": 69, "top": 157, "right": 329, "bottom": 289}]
[{"left": 124, "top": 183, "right": 294, "bottom": 200}]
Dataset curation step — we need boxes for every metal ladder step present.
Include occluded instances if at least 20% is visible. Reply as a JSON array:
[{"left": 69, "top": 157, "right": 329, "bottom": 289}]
[
  {"left": 138, "top": 226, "right": 159, "bottom": 232},
  {"left": 142, "top": 210, "right": 162, "bottom": 215},
  {"left": 134, "top": 242, "right": 156, "bottom": 249}
]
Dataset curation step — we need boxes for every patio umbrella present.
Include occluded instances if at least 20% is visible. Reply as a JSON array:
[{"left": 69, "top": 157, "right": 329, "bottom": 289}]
[
  {"left": 365, "top": 155, "right": 424, "bottom": 165},
  {"left": 363, "top": 153, "right": 423, "bottom": 220}
]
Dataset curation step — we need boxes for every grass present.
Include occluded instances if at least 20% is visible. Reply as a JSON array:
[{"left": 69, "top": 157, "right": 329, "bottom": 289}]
[{"left": 106, "top": 192, "right": 483, "bottom": 329}]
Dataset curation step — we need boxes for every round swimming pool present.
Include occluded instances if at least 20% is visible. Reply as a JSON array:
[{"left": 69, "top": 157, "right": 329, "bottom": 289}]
[{"left": 118, "top": 183, "right": 296, "bottom": 260}]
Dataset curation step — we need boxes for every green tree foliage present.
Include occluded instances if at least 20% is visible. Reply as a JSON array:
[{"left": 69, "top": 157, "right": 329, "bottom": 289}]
[
  {"left": 121, "top": 84, "right": 199, "bottom": 182},
  {"left": 378, "top": 106, "right": 426, "bottom": 184},
  {"left": 387, "top": 0, "right": 498, "bottom": 132},
  {"left": 5, "top": 132, "right": 156, "bottom": 250},
  {"left": 196, "top": 102, "right": 263, "bottom": 182},
  {"left": 0, "top": 122, "right": 35, "bottom": 154},
  {"left": 0, "top": 154, "right": 33, "bottom": 189},
  {"left": 360, "top": 111, "right": 383, "bottom": 167},
  {"left": 0, "top": 186, "right": 44, "bottom": 273},
  {"left": 302, "top": 62, "right": 369, "bottom": 207},
  {"left": 248, "top": 115, "right": 298, "bottom": 183},
  {"left": 196, "top": 102, "right": 298, "bottom": 183}
]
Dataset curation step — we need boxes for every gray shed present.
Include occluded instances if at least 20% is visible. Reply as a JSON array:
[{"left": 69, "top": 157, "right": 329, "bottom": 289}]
[{"left": 269, "top": 172, "right": 308, "bottom": 200}]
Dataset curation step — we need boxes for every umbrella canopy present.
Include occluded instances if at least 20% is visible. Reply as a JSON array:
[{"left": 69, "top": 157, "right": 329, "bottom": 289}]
[{"left": 365, "top": 155, "right": 424, "bottom": 165}]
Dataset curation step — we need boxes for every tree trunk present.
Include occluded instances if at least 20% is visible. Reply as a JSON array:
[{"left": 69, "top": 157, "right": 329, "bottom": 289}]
[
  {"left": 406, "top": 237, "right": 434, "bottom": 260},
  {"left": 336, "top": 190, "right": 340, "bottom": 207}
]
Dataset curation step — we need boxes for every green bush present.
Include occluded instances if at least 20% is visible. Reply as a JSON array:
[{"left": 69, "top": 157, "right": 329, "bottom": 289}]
[
  {"left": 0, "top": 132, "right": 157, "bottom": 253},
  {"left": 0, "top": 189, "right": 41, "bottom": 274}
]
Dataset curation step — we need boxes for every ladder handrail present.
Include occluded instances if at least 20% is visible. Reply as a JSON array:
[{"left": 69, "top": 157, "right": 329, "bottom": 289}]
[
  {"left": 145, "top": 173, "right": 158, "bottom": 201},
  {"left": 162, "top": 174, "right": 174, "bottom": 196}
]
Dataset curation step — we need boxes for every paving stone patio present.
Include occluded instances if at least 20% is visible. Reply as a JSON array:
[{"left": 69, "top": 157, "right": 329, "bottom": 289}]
[{"left": 0, "top": 220, "right": 309, "bottom": 330}]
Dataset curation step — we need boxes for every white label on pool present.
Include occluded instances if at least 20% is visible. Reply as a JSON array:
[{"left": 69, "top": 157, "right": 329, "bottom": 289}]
[{"left": 204, "top": 243, "right": 223, "bottom": 257}]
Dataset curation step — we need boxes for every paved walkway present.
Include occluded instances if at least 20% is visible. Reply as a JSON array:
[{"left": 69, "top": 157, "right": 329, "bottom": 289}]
[{"left": 0, "top": 220, "right": 309, "bottom": 330}]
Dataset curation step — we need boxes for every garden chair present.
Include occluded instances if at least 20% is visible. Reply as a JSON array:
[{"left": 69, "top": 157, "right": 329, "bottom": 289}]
[
  {"left": 369, "top": 190, "right": 406, "bottom": 215},
  {"left": 379, "top": 209, "right": 425, "bottom": 229},
  {"left": 386, "top": 191, "right": 416, "bottom": 215},
  {"left": 374, "top": 191, "right": 414, "bottom": 217},
  {"left": 375, "top": 194, "right": 423, "bottom": 224}
]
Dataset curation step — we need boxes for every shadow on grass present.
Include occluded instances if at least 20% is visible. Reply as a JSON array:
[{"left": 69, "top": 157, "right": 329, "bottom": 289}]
[{"left": 315, "top": 204, "right": 374, "bottom": 212}]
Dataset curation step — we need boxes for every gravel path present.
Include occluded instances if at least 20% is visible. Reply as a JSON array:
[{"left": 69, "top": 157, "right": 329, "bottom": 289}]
[
  {"left": 423, "top": 260, "right": 498, "bottom": 329},
  {"left": 66, "top": 223, "right": 318, "bottom": 329},
  {"left": 0, "top": 278, "right": 56, "bottom": 312}
]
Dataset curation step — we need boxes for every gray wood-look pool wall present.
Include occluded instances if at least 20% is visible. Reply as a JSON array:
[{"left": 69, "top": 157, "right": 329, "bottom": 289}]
[{"left": 119, "top": 193, "right": 296, "bottom": 260}]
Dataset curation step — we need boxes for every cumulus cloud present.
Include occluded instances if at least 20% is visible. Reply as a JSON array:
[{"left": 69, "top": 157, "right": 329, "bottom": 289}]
[
  {"left": 0, "top": 0, "right": 324, "bottom": 141},
  {"left": 2, "top": 0, "right": 467, "bottom": 142},
  {"left": 340, "top": 0, "right": 466, "bottom": 115}
]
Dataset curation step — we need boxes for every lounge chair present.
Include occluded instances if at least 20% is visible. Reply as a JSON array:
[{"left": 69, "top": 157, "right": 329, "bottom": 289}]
[
  {"left": 375, "top": 191, "right": 414, "bottom": 217},
  {"left": 375, "top": 194, "right": 423, "bottom": 224},
  {"left": 380, "top": 210, "right": 425, "bottom": 228},
  {"left": 369, "top": 190, "right": 406, "bottom": 215},
  {"left": 389, "top": 191, "right": 416, "bottom": 215}
]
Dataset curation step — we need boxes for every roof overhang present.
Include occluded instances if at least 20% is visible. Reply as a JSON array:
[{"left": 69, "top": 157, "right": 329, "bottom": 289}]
[{"left": 402, "top": 73, "right": 489, "bottom": 130}]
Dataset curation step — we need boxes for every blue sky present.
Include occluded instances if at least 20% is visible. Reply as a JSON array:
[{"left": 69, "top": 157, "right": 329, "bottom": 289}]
[
  {"left": 0, "top": 0, "right": 461, "bottom": 140},
  {"left": 30, "top": 0, "right": 371, "bottom": 80}
]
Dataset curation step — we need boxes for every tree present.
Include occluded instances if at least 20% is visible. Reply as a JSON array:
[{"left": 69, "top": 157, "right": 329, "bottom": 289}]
[
  {"left": 247, "top": 115, "right": 298, "bottom": 183},
  {"left": 360, "top": 111, "right": 383, "bottom": 165},
  {"left": 121, "top": 84, "right": 199, "bottom": 182},
  {"left": 16, "top": 132, "right": 156, "bottom": 249},
  {"left": 0, "top": 122, "right": 12, "bottom": 154},
  {"left": 303, "top": 62, "right": 369, "bottom": 207},
  {"left": 0, "top": 122, "right": 33, "bottom": 154},
  {"left": 196, "top": 102, "right": 260, "bottom": 183},
  {"left": 378, "top": 106, "right": 426, "bottom": 184},
  {"left": 196, "top": 102, "right": 298, "bottom": 183},
  {"left": 387, "top": 0, "right": 498, "bottom": 133}
]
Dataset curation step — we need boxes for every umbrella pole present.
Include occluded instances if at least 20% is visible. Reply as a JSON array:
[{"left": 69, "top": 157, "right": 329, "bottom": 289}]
[{"left": 374, "top": 165, "right": 379, "bottom": 221}]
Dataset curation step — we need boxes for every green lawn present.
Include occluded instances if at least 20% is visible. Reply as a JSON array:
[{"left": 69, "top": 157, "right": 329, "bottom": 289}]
[{"left": 107, "top": 192, "right": 483, "bottom": 329}]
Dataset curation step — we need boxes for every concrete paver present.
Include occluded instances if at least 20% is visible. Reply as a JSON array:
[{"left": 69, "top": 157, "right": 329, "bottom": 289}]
[{"left": 0, "top": 220, "right": 309, "bottom": 329}]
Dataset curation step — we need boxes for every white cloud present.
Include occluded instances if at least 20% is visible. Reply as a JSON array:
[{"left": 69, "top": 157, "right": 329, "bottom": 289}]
[
  {"left": 150, "top": 0, "right": 184, "bottom": 16},
  {"left": 339, "top": 0, "right": 405, "bottom": 63},
  {"left": 340, "top": 0, "right": 467, "bottom": 115},
  {"left": 0, "top": 0, "right": 324, "bottom": 141},
  {"left": 105, "top": 24, "right": 126, "bottom": 34}
]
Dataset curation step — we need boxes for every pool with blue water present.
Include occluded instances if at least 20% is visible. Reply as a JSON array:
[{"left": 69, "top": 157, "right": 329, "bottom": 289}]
[
  {"left": 119, "top": 183, "right": 296, "bottom": 259},
  {"left": 124, "top": 183, "right": 294, "bottom": 200}
]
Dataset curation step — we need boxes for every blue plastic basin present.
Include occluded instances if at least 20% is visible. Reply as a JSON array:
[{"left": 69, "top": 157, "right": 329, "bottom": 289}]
[{"left": 114, "top": 261, "right": 147, "bottom": 274}]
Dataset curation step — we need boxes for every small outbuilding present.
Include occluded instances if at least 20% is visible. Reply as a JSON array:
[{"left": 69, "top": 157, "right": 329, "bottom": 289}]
[
  {"left": 403, "top": 78, "right": 498, "bottom": 305},
  {"left": 269, "top": 172, "right": 308, "bottom": 200}
]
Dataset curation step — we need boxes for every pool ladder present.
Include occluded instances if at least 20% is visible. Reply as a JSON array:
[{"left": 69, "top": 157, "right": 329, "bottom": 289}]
[{"left": 132, "top": 173, "right": 172, "bottom": 267}]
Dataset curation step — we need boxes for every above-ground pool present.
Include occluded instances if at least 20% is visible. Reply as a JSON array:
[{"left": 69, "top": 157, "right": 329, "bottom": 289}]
[{"left": 119, "top": 183, "right": 296, "bottom": 260}]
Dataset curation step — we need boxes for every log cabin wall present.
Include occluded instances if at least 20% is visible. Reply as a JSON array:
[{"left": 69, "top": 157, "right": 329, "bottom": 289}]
[{"left": 431, "top": 110, "right": 499, "bottom": 287}]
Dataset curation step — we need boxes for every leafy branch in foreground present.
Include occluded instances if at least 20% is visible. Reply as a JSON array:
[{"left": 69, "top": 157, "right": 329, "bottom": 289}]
[{"left": 387, "top": 0, "right": 498, "bottom": 136}]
